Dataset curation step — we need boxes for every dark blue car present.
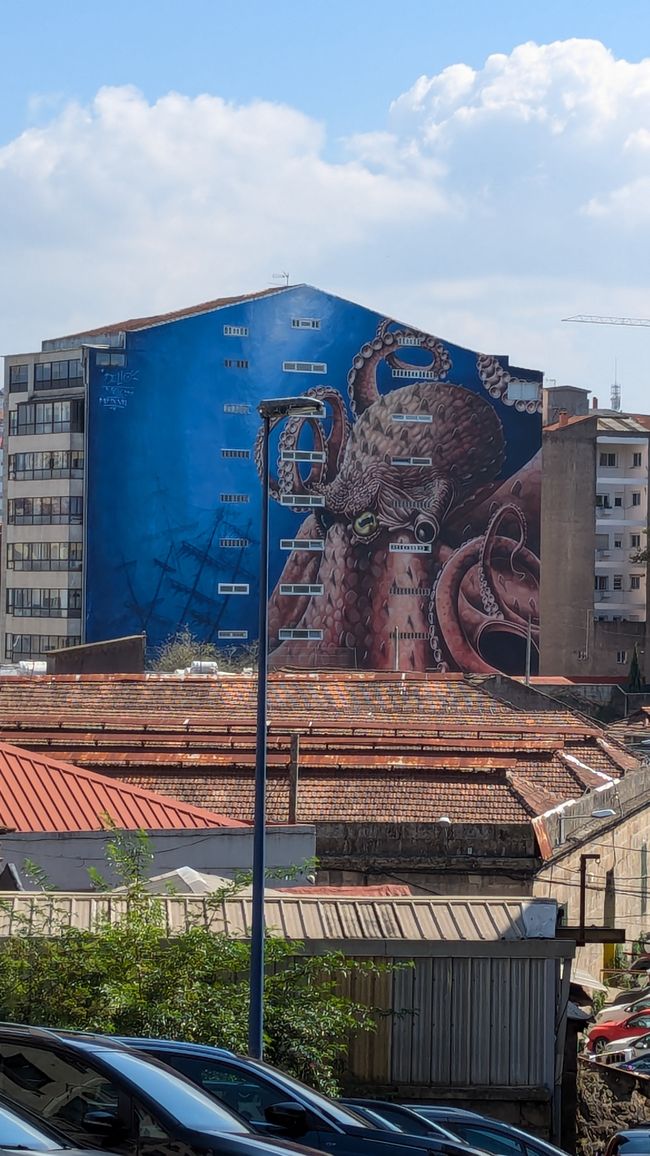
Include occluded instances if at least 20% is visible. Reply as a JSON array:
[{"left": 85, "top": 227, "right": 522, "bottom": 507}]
[{"left": 113, "top": 1037, "right": 486, "bottom": 1156}]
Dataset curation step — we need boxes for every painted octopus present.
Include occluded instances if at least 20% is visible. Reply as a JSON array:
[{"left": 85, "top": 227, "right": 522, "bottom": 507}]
[{"left": 257, "top": 320, "right": 542, "bottom": 674}]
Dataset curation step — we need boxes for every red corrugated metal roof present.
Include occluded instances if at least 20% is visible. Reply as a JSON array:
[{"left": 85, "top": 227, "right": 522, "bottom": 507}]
[{"left": 0, "top": 742, "right": 248, "bottom": 832}]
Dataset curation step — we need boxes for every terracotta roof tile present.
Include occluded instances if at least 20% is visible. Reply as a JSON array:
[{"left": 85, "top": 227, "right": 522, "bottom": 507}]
[
  {"left": 0, "top": 673, "right": 639, "bottom": 828},
  {"left": 50, "top": 286, "right": 288, "bottom": 341}
]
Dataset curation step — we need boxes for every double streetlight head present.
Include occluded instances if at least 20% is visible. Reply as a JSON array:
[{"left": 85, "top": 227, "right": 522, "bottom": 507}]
[{"left": 258, "top": 397, "right": 326, "bottom": 421}]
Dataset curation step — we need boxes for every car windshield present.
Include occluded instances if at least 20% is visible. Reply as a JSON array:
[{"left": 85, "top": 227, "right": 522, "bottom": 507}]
[
  {"left": 241, "top": 1060, "right": 376, "bottom": 1129},
  {"left": 96, "top": 1051, "right": 249, "bottom": 1134},
  {"left": 0, "top": 1105, "right": 62, "bottom": 1152}
]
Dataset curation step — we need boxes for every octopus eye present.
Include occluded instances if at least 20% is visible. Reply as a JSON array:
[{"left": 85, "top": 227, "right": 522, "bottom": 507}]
[
  {"left": 414, "top": 518, "right": 436, "bottom": 543},
  {"left": 316, "top": 509, "right": 337, "bottom": 532},
  {"left": 352, "top": 511, "right": 378, "bottom": 538}
]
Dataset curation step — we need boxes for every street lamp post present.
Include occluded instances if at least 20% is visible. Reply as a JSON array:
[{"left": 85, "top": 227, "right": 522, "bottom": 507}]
[{"left": 248, "top": 395, "right": 326, "bottom": 1060}]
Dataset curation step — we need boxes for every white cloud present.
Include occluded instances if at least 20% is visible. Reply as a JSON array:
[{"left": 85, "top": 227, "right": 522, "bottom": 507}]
[{"left": 3, "top": 40, "right": 650, "bottom": 409}]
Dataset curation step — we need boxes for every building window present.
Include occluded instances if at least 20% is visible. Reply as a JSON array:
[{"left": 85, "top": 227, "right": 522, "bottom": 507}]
[
  {"left": 8, "top": 450, "right": 84, "bottom": 480},
  {"left": 219, "top": 538, "right": 249, "bottom": 549},
  {"left": 596, "top": 495, "right": 611, "bottom": 509},
  {"left": 217, "top": 630, "right": 249, "bottom": 639},
  {"left": 278, "top": 628, "right": 323, "bottom": 640},
  {"left": 599, "top": 452, "right": 617, "bottom": 467},
  {"left": 631, "top": 534, "right": 642, "bottom": 549},
  {"left": 7, "top": 497, "right": 83, "bottom": 525},
  {"left": 96, "top": 352, "right": 125, "bottom": 367},
  {"left": 219, "top": 493, "right": 249, "bottom": 504},
  {"left": 291, "top": 318, "right": 321, "bottom": 329},
  {"left": 7, "top": 542, "right": 83, "bottom": 572},
  {"left": 8, "top": 365, "right": 29, "bottom": 392},
  {"left": 633, "top": 452, "right": 643, "bottom": 468},
  {"left": 217, "top": 583, "right": 249, "bottom": 595},
  {"left": 614, "top": 496, "right": 623, "bottom": 507},
  {"left": 391, "top": 455, "right": 433, "bottom": 467},
  {"left": 279, "top": 583, "right": 324, "bottom": 596},
  {"left": 505, "top": 380, "right": 539, "bottom": 402},
  {"left": 223, "top": 403, "right": 251, "bottom": 414},
  {"left": 595, "top": 534, "right": 609, "bottom": 550},
  {"left": 223, "top": 325, "right": 249, "bottom": 337},
  {"left": 4, "top": 634, "right": 80, "bottom": 660},
  {"left": 6, "top": 588, "right": 82, "bottom": 619},
  {"left": 221, "top": 449, "right": 250, "bottom": 460},
  {"left": 595, "top": 575, "right": 609, "bottom": 591},
  {"left": 223, "top": 359, "right": 249, "bottom": 369},
  {"left": 614, "top": 538, "right": 622, "bottom": 549},
  {"left": 613, "top": 575, "right": 623, "bottom": 590},
  {"left": 8, "top": 400, "right": 84, "bottom": 436},
  {"left": 279, "top": 493, "right": 324, "bottom": 508},
  {"left": 631, "top": 575, "right": 642, "bottom": 590},
  {"left": 617, "top": 651, "right": 628, "bottom": 664},
  {"left": 34, "top": 359, "right": 83, "bottom": 391},
  {"left": 632, "top": 492, "right": 642, "bottom": 506},
  {"left": 282, "top": 361, "right": 327, "bottom": 374}
]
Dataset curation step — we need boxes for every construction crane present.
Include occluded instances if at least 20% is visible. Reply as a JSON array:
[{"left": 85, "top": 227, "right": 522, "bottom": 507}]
[
  {"left": 562, "top": 314, "right": 650, "bottom": 411},
  {"left": 563, "top": 314, "right": 650, "bottom": 327}
]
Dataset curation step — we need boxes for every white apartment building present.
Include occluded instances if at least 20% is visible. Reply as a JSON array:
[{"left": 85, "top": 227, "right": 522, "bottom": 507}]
[
  {"left": 594, "top": 424, "right": 648, "bottom": 628},
  {"left": 2, "top": 349, "right": 86, "bottom": 660}
]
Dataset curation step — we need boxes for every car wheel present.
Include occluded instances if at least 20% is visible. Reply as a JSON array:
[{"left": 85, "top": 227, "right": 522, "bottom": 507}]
[{"left": 591, "top": 1037, "right": 609, "bottom": 1054}]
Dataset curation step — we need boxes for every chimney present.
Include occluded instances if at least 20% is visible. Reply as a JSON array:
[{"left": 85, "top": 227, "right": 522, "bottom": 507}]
[
  {"left": 558, "top": 410, "right": 569, "bottom": 427},
  {"left": 592, "top": 396, "right": 599, "bottom": 410}
]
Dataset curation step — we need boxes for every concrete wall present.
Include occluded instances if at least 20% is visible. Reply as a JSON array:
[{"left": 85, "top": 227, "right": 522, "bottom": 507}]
[
  {"left": 46, "top": 634, "right": 145, "bottom": 674},
  {"left": 534, "top": 777, "right": 650, "bottom": 978},
  {"left": 315, "top": 821, "right": 538, "bottom": 893},
  {"left": 540, "top": 419, "right": 598, "bottom": 676},
  {"left": 1, "top": 826, "right": 315, "bottom": 890}
]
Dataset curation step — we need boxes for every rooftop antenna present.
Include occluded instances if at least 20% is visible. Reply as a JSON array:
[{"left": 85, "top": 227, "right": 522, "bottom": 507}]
[
  {"left": 272, "top": 272, "right": 290, "bottom": 287},
  {"left": 611, "top": 358, "right": 622, "bottom": 412}
]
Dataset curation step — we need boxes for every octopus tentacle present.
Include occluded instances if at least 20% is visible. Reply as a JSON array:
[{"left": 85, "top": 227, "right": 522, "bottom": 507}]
[{"left": 348, "top": 323, "right": 452, "bottom": 416}]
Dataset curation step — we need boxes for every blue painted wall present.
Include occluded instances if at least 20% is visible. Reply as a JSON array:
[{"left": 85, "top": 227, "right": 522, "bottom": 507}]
[{"left": 85, "top": 285, "right": 542, "bottom": 673}]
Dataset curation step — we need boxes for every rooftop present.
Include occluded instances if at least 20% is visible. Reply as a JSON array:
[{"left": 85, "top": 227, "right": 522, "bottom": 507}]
[
  {"left": 0, "top": 672, "right": 638, "bottom": 828},
  {"left": 545, "top": 411, "right": 650, "bottom": 434},
  {"left": 47, "top": 285, "right": 289, "bottom": 343},
  {"left": 0, "top": 740, "right": 247, "bottom": 833}
]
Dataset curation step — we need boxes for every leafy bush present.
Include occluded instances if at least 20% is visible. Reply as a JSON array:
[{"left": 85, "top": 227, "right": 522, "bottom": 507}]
[{"left": 0, "top": 832, "right": 388, "bottom": 1095}]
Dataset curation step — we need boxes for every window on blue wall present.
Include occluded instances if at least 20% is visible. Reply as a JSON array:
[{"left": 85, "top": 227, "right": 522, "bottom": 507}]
[{"left": 96, "top": 352, "right": 125, "bottom": 367}]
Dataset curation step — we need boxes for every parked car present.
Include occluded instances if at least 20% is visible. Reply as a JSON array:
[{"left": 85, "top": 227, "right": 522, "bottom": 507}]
[
  {"left": 0, "top": 1093, "right": 110, "bottom": 1156},
  {"left": 603, "top": 1128, "right": 650, "bottom": 1154},
  {"left": 587, "top": 1012, "right": 650, "bottom": 1054},
  {"left": 595, "top": 995, "right": 650, "bottom": 1024},
  {"left": 601, "top": 1032, "right": 650, "bottom": 1064},
  {"left": 113, "top": 1037, "right": 487, "bottom": 1156},
  {"left": 405, "top": 1106, "right": 570, "bottom": 1156},
  {"left": 0, "top": 1024, "right": 334, "bottom": 1156},
  {"left": 617, "top": 1055, "right": 650, "bottom": 1074},
  {"left": 341, "top": 1101, "right": 460, "bottom": 1141}
]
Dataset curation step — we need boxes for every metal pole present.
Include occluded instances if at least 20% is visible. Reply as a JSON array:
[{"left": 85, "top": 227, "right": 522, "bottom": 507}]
[
  {"left": 578, "top": 853, "right": 600, "bottom": 947},
  {"left": 248, "top": 412, "right": 270, "bottom": 1060}
]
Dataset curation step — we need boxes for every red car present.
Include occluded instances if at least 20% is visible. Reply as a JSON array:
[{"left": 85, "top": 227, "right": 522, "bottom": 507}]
[{"left": 588, "top": 1011, "right": 650, "bottom": 1053}]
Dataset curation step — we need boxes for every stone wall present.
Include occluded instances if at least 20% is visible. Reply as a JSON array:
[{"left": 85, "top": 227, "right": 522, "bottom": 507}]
[{"left": 577, "top": 1058, "right": 650, "bottom": 1156}]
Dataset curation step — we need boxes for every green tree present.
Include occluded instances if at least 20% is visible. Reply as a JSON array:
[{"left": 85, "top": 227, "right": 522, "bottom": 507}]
[
  {"left": 150, "top": 628, "right": 258, "bottom": 672},
  {"left": 0, "top": 832, "right": 388, "bottom": 1095}
]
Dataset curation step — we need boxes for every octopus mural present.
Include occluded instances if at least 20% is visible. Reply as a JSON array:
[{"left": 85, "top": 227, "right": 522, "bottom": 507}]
[{"left": 257, "top": 320, "right": 541, "bottom": 675}]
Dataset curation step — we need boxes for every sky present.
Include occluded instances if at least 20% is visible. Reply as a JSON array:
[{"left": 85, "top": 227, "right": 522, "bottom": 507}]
[{"left": 3, "top": 0, "right": 650, "bottom": 411}]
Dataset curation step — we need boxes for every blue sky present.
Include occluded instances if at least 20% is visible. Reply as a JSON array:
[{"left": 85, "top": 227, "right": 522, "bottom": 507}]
[{"left": 3, "top": 0, "right": 650, "bottom": 408}]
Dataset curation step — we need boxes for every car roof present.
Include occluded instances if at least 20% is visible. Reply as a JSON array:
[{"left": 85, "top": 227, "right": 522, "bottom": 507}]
[
  {"left": 408, "top": 1107, "right": 486, "bottom": 1121},
  {"left": 115, "top": 1036, "right": 236, "bottom": 1057}
]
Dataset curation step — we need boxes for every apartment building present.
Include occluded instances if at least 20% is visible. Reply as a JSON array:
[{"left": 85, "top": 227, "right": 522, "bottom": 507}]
[
  {"left": 540, "top": 410, "right": 650, "bottom": 677},
  {"left": 2, "top": 284, "right": 542, "bottom": 670}
]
